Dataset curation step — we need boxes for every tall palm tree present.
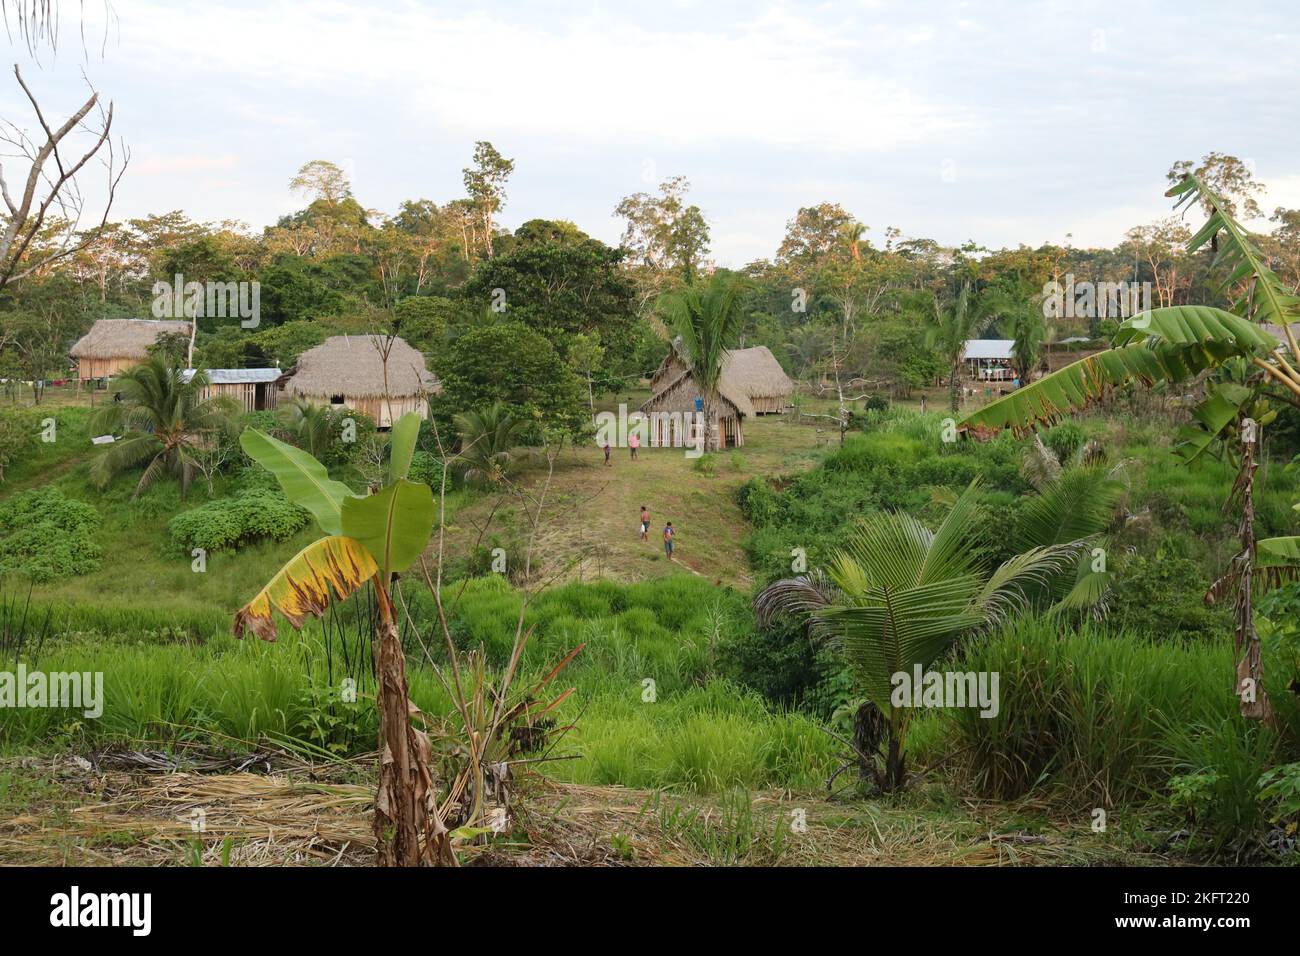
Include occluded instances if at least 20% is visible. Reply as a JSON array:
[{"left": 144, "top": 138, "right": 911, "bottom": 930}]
[
  {"left": 927, "top": 283, "right": 990, "bottom": 412},
  {"left": 755, "top": 480, "right": 1079, "bottom": 791},
  {"left": 1010, "top": 310, "right": 1047, "bottom": 385},
  {"left": 276, "top": 397, "right": 336, "bottom": 460},
  {"left": 88, "top": 357, "right": 239, "bottom": 498},
  {"left": 656, "top": 272, "right": 749, "bottom": 452},
  {"left": 453, "top": 401, "right": 530, "bottom": 486},
  {"left": 844, "top": 221, "right": 867, "bottom": 262}
]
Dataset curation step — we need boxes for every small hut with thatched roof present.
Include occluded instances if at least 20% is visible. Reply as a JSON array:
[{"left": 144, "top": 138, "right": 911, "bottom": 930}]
[
  {"left": 649, "top": 343, "right": 793, "bottom": 415},
  {"left": 641, "top": 363, "right": 752, "bottom": 448},
  {"left": 282, "top": 334, "right": 439, "bottom": 428},
  {"left": 69, "top": 318, "right": 191, "bottom": 381}
]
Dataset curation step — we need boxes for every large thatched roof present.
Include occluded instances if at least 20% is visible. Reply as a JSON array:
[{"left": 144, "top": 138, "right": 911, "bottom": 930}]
[
  {"left": 285, "top": 335, "right": 440, "bottom": 399},
  {"left": 644, "top": 342, "right": 792, "bottom": 416},
  {"left": 642, "top": 367, "right": 750, "bottom": 417},
  {"left": 69, "top": 319, "right": 191, "bottom": 359},
  {"left": 721, "top": 345, "right": 793, "bottom": 398}
]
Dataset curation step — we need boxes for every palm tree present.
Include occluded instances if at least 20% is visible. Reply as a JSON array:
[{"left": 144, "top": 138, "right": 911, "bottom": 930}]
[
  {"left": 276, "top": 397, "right": 336, "bottom": 460},
  {"left": 844, "top": 221, "right": 866, "bottom": 262},
  {"left": 754, "top": 480, "right": 1080, "bottom": 792},
  {"left": 453, "top": 401, "right": 529, "bottom": 486},
  {"left": 927, "top": 283, "right": 990, "bottom": 412},
  {"left": 88, "top": 357, "right": 239, "bottom": 498},
  {"left": 959, "top": 173, "right": 1300, "bottom": 721},
  {"left": 1010, "top": 310, "right": 1047, "bottom": 385},
  {"left": 656, "top": 272, "right": 749, "bottom": 452}
]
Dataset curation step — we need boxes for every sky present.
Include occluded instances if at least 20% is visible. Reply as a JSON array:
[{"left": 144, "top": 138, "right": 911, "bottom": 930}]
[{"left": 4, "top": 0, "right": 1300, "bottom": 267}]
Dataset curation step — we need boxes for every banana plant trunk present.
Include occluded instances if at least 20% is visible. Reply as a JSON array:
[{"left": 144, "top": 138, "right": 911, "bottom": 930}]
[
  {"left": 1233, "top": 427, "right": 1273, "bottom": 722},
  {"left": 372, "top": 580, "right": 449, "bottom": 865}
]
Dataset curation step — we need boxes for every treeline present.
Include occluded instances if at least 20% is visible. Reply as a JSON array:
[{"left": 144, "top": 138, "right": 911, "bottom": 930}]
[{"left": 3, "top": 146, "right": 1298, "bottom": 421}]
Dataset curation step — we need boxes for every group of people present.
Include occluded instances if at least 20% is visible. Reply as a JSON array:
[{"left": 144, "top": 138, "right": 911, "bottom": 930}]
[
  {"left": 640, "top": 505, "right": 674, "bottom": 559},
  {"left": 597, "top": 436, "right": 675, "bottom": 559},
  {"left": 601, "top": 431, "right": 640, "bottom": 466}
]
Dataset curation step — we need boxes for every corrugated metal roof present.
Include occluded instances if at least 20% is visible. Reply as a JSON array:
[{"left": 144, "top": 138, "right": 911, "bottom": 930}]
[
  {"left": 962, "top": 339, "right": 1014, "bottom": 360},
  {"left": 182, "top": 368, "right": 282, "bottom": 384}
]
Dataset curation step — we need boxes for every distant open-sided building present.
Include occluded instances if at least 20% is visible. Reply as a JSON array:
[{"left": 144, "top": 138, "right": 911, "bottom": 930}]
[
  {"left": 182, "top": 368, "right": 284, "bottom": 412},
  {"left": 69, "top": 319, "right": 191, "bottom": 381},
  {"left": 961, "top": 339, "right": 1016, "bottom": 381},
  {"left": 282, "top": 334, "right": 439, "bottom": 428},
  {"left": 641, "top": 343, "right": 795, "bottom": 448}
]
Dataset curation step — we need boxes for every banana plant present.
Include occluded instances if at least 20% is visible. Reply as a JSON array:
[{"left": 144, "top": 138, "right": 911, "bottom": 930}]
[
  {"left": 232, "top": 411, "right": 448, "bottom": 866},
  {"left": 959, "top": 174, "right": 1300, "bottom": 720}
]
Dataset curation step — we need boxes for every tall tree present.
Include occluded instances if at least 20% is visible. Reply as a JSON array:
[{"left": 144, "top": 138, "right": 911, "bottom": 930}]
[{"left": 462, "top": 141, "right": 514, "bottom": 259}]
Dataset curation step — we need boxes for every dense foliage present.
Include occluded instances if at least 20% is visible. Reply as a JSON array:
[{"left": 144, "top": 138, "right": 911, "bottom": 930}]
[
  {"left": 0, "top": 487, "right": 101, "bottom": 581},
  {"left": 168, "top": 488, "right": 311, "bottom": 553}
]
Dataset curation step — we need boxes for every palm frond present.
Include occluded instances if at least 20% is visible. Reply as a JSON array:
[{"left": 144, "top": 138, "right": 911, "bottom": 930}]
[{"left": 959, "top": 306, "right": 1278, "bottom": 438}]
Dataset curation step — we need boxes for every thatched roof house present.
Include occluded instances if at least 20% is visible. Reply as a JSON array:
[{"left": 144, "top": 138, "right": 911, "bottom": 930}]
[
  {"left": 182, "top": 368, "right": 285, "bottom": 412},
  {"left": 283, "top": 335, "right": 439, "bottom": 427},
  {"left": 641, "top": 343, "right": 793, "bottom": 449},
  {"left": 649, "top": 343, "right": 793, "bottom": 415},
  {"left": 69, "top": 318, "right": 191, "bottom": 381}
]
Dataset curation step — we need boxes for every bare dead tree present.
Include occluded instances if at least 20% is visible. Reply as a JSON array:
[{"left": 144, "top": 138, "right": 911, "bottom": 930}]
[{"left": 0, "top": 63, "right": 127, "bottom": 293}]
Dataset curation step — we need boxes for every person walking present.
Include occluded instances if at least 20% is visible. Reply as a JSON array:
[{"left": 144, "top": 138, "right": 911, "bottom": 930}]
[
  {"left": 629, "top": 431, "right": 640, "bottom": 460},
  {"left": 603, "top": 441, "right": 612, "bottom": 467},
  {"left": 639, "top": 506, "right": 650, "bottom": 542},
  {"left": 663, "top": 521, "right": 675, "bottom": 560}
]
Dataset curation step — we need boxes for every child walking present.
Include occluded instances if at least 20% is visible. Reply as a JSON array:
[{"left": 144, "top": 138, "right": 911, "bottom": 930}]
[
  {"left": 640, "top": 506, "right": 650, "bottom": 542},
  {"left": 663, "top": 521, "right": 675, "bottom": 559}
]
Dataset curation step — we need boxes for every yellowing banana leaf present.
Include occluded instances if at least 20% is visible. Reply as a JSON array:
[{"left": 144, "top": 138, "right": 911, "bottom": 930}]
[
  {"left": 233, "top": 535, "right": 378, "bottom": 642},
  {"left": 341, "top": 477, "right": 435, "bottom": 577},
  {"left": 388, "top": 411, "right": 422, "bottom": 485},
  {"left": 240, "top": 428, "right": 352, "bottom": 535}
]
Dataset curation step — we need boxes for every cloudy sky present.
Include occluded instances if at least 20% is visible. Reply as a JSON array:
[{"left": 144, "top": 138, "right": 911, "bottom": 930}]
[{"left": 4, "top": 0, "right": 1299, "bottom": 265}]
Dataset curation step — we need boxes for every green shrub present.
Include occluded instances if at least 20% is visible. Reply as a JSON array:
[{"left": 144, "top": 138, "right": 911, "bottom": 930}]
[
  {"left": 1108, "top": 552, "right": 1232, "bottom": 642},
  {"left": 0, "top": 487, "right": 101, "bottom": 581},
  {"left": 0, "top": 407, "right": 41, "bottom": 482},
  {"left": 693, "top": 453, "right": 718, "bottom": 475},
  {"left": 168, "top": 489, "right": 310, "bottom": 553},
  {"left": 1043, "top": 421, "right": 1087, "bottom": 462}
]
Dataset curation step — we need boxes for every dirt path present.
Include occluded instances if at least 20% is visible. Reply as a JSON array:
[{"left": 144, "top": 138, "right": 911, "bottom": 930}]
[{"left": 443, "top": 415, "right": 833, "bottom": 590}]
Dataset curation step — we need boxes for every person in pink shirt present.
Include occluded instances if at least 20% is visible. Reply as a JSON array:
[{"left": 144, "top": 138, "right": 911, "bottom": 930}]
[{"left": 628, "top": 431, "right": 640, "bottom": 460}]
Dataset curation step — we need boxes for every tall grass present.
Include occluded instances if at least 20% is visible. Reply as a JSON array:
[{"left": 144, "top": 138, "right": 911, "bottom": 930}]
[
  {"left": 3, "top": 576, "right": 834, "bottom": 793},
  {"left": 946, "top": 618, "right": 1300, "bottom": 807}
]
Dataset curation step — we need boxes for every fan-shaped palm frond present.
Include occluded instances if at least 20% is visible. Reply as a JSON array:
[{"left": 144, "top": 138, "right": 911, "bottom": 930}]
[
  {"left": 276, "top": 397, "right": 337, "bottom": 460},
  {"left": 88, "top": 357, "right": 239, "bottom": 498},
  {"left": 452, "top": 401, "right": 530, "bottom": 486},
  {"left": 754, "top": 479, "right": 1081, "bottom": 790}
]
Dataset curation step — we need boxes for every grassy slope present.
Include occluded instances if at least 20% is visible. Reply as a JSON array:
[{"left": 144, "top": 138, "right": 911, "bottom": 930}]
[{"left": 440, "top": 388, "right": 837, "bottom": 590}]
